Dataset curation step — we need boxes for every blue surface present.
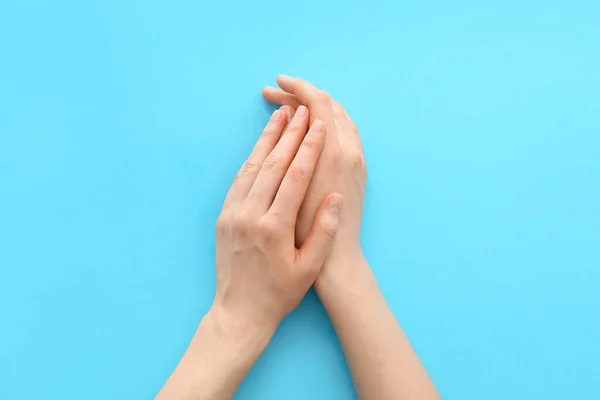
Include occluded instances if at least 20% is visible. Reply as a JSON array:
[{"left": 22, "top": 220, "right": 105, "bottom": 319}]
[{"left": 1, "top": 1, "right": 599, "bottom": 399}]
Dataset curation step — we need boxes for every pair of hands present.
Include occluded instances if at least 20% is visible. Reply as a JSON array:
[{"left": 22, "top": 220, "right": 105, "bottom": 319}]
[
  {"left": 212, "top": 75, "right": 367, "bottom": 333},
  {"left": 158, "top": 76, "right": 440, "bottom": 400}
]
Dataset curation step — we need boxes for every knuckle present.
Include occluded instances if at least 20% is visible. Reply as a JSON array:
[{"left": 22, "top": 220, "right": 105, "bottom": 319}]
[
  {"left": 258, "top": 218, "right": 283, "bottom": 246},
  {"left": 315, "top": 90, "right": 331, "bottom": 104},
  {"left": 238, "top": 162, "right": 259, "bottom": 177},
  {"left": 332, "top": 101, "right": 345, "bottom": 116},
  {"left": 261, "top": 125, "right": 280, "bottom": 138},
  {"left": 240, "top": 161, "right": 258, "bottom": 175},
  {"left": 285, "top": 122, "right": 303, "bottom": 137},
  {"left": 262, "top": 154, "right": 283, "bottom": 172},
  {"left": 327, "top": 145, "right": 343, "bottom": 167},
  {"left": 349, "top": 151, "right": 367, "bottom": 173},
  {"left": 333, "top": 108, "right": 345, "bottom": 120},
  {"left": 215, "top": 215, "right": 229, "bottom": 234},
  {"left": 232, "top": 208, "right": 257, "bottom": 235},
  {"left": 348, "top": 118, "right": 358, "bottom": 132},
  {"left": 286, "top": 165, "right": 306, "bottom": 185},
  {"left": 301, "top": 135, "right": 321, "bottom": 151}
]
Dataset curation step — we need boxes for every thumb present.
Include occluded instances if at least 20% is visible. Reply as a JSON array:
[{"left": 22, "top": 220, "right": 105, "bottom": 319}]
[{"left": 298, "top": 193, "right": 343, "bottom": 271}]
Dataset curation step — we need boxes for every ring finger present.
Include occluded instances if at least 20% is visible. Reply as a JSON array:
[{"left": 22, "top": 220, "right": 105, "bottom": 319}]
[{"left": 245, "top": 105, "right": 309, "bottom": 212}]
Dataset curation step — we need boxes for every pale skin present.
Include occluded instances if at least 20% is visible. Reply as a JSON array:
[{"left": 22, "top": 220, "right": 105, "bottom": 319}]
[{"left": 156, "top": 76, "right": 440, "bottom": 400}]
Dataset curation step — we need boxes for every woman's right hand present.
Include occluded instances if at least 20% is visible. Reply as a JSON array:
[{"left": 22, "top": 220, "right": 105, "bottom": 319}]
[
  {"left": 262, "top": 76, "right": 368, "bottom": 282},
  {"left": 263, "top": 76, "right": 441, "bottom": 400}
]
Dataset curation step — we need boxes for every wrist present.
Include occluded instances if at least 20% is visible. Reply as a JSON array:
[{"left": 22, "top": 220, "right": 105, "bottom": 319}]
[
  {"left": 314, "top": 253, "right": 385, "bottom": 331},
  {"left": 157, "top": 305, "right": 276, "bottom": 400},
  {"left": 315, "top": 249, "right": 372, "bottom": 296},
  {"left": 199, "top": 304, "right": 276, "bottom": 355}
]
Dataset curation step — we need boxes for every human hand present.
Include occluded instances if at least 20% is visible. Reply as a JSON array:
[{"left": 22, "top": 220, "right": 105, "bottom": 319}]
[
  {"left": 157, "top": 107, "right": 343, "bottom": 400},
  {"left": 212, "top": 105, "right": 343, "bottom": 334},
  {"left": 262, "top": 76, "right": 367, "bottom": 283}
]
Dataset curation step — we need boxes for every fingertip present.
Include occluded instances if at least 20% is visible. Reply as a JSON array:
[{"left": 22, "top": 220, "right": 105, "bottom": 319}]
[
  {"left": 262, "top": 86, "right": 276, "bottom": 97},
  {"left": 277, "top": 75, "right": 296, "bottom": 89},
  {"left": 263, "top": 86, "right": 282, "bottom": 105},
  {"left": 279, "top": 105, "right": 294, "bottom": 123},
  {"left": 296, "top": 104, "right": 308, "bottom": 118},
  {"left": 269, "top": 109, "right": 283, "bottom": 124},
  {"left": 310, "top": 119, "right": 325, "bottom": 134}
]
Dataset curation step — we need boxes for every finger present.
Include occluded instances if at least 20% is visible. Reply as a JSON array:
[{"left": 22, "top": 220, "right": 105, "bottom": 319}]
[
  {"left": 276, "top": 75, "right": 336, "bottom": 127},
  {"left": 263, "top": 86, "right": 302, "bottom": 109},
  {"left": 276, "top": 75, "right": 322, "bottom": 102},
  {"left": 297, "top": 193, "right": 343, "bottom": 271},
  {"left": 245, "top": 105, "right": 309, "bottom": 211},
  {"left": 279, "top": 105, "right": 295, "bottom": 132},
  {"left": 269, "top": 120, "right": 326, "bottom": 225},
  {"left": 264, "top": 94, "right": 296, "bottom": 135},
  {"left": 223, "top": 108, "right": 287, "bottom": 210}
]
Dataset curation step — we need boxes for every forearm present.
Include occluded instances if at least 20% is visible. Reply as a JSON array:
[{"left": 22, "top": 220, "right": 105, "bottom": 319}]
[
  {"left": 158, "top": 100, "right": 342, "bottom": 400},
  {"left": 156, "top": 307, "right": 274, "bottom": 400},
  {"left": 316, "top": 254, "right": 440, "bottom": 400}
]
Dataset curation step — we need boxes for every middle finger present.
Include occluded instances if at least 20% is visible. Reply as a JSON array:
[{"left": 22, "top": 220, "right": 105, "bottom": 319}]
[{"left": 244, "top": 106, "right": 310, "bottom": 212}]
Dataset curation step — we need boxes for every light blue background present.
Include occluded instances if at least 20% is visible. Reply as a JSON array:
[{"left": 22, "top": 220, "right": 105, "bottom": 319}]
[{"left": 1, "top": 0, "right": 599, "bottom": 399}]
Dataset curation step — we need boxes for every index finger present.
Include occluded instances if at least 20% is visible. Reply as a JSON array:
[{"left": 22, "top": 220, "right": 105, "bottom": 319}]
[
  {"left": 222, "top": 108, "right": 288, "bottom": 211},
  {"left": 275, "top": 75, "right": 336, "bottom": 128},
  {"left": 268, "top": 119, "right": 326, "bottom": 225}
]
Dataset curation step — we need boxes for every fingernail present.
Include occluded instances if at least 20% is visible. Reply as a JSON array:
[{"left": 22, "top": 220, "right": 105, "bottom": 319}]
[
  {"left": 296, "top": 105, "right": 307, "bottom": 117},
  {"left": 280, "top": 106, "right": 294, "bottom": 122},
  {"left": 311, "top": 119, "right": 324, "bottom": 134},
  {"left": 270, "top": 110, "right": 282, "bottom": 123},
  {"left": 327, "top": 194, "right": 343, "bottom": 218}
]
